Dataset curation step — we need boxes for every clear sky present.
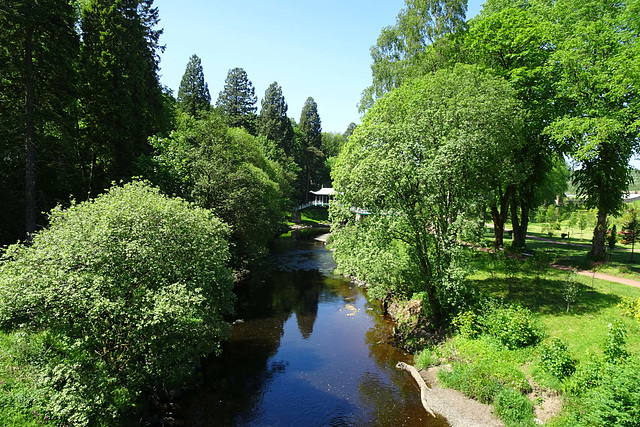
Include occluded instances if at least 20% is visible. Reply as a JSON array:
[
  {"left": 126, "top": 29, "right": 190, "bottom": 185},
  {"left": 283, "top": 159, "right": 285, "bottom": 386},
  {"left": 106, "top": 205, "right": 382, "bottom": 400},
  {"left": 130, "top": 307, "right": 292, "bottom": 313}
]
[{"left": 154, "top": 0, "right": 485, "bottom": 134}]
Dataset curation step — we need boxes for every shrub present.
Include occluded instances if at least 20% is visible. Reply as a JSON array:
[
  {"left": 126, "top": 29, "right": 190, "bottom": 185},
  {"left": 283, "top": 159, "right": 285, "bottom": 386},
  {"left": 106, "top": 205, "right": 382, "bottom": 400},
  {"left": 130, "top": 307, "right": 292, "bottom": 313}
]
[
  {"left": 603, "top": 319, "right": 629, "bottom": 363},
  {"left": 540, "top": 338, "right": 576, "bottom": 380},
  {"left": 480, "top": 304, "right": 545, "bottom": 350},
  {"left": 452, "top": 310, "right": 481, "bottom": 339},
  {"left": 493, "top": 387, "right": 536, "bottom": 427},
  {"left": 0, "top": 181, "right": 234, "bottom": 424},
  {"left": 562, "top": 359, "right": 640, "bottom": 426},
  {"left": 438, "top": 361, "right": 505, "bottom": 404},
  {"left": 618, "top": 297, "right": 640, "bottom": 322}
]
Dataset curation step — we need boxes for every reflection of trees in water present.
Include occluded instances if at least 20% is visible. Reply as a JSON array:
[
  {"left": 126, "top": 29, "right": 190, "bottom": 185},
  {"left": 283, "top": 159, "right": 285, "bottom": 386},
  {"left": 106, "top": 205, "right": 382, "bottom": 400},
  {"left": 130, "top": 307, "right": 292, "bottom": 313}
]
[{"left": 179, "top": 266, "right": 326, "bottom": 424}]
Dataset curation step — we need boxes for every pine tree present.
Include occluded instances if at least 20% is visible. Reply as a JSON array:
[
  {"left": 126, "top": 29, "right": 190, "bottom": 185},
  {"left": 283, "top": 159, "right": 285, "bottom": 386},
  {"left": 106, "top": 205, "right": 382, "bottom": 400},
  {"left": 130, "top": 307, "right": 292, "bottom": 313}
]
[
  {"left": 80, "top": 0, "right": 165, "bottom": 192},
  {"left": 177, "top": 54, "right": 211, "bottom": 117},
  {"left": 216, "top": 67, "right": 257, "bottom": 134},
  {"left": 258, "top": 82, "right": 294, "bottom": 155},
  {"left": 299, "top": 97, "right": 323, "bottom": 201}
]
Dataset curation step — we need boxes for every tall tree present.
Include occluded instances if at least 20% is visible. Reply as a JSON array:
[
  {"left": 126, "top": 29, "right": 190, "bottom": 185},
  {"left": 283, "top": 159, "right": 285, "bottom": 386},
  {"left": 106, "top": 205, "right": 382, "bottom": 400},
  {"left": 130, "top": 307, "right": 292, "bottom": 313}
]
[
  {"left": 299, "top": 97, "right": 323, "bottom": 201},
  {"left": 80, "top": 0, "right": 165, "bottom": 193},
  {"left": 258, "top": 82, "right": 294, "bottom": 155},
  {"left": 0, "top": 0, "right": 79, "bottom": 243},
  {"left": 545, "top": 0, "right": 640, "bottom": 259},
  {"left": 463, "top": 1, "right": 556, "bottom": 249},
  {"left": 216, "top": 67, "right": 258, "bottom": 134},
  {"left": 331, "top": 65, "right": 524, "bottom": 324},
  {"left": 177, "top": 54, "right": 211, "bottom": 118},
  {"left": 360, "top": 0, "right": 468, "bottom": 111}
]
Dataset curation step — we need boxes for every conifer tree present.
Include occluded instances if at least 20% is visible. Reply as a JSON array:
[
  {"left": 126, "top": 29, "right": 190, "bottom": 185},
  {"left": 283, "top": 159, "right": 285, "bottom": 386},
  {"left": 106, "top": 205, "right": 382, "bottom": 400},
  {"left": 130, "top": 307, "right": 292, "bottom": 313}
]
[
  {"left": 0, "top": 0, "right": 79, "bottom": 243},
  {"left": 299, "top": 97, "right": 323, "bottom": 201},
  {"left": 258, "top": 82, "right": 294, "bottom": 155},
  {"left": 177, "top": 54, "right": 211, "bottom": 117},
  {"left": 216, "top": 67, "right": 258, "bottom": 134},
  {"left": 80, "top": 0, "right": 165, "bottom": 192}
]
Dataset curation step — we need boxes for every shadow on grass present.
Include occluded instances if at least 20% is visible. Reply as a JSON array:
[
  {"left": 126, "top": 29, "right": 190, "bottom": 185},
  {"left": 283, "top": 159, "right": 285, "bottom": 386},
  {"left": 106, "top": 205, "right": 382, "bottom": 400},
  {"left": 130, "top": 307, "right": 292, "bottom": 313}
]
[{"left": 470, "top": 252, "right": 621, "bottom": 316}]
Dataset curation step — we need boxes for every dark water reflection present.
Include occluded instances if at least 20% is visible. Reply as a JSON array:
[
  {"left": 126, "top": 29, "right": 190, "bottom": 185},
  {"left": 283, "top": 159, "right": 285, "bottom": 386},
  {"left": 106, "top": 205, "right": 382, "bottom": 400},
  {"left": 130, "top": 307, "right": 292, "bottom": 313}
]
[{"left": 172, "top": 237, "right": 448, "bottom": 426}]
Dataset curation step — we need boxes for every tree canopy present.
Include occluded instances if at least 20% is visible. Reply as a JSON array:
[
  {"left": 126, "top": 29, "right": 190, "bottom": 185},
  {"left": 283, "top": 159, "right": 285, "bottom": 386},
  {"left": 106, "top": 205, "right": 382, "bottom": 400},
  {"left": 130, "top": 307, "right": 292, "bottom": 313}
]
[
  {"left": 0, "top": 181, "right": 234, "bottom": 423},
  {"left": 331, "top": 65, "right": 524, "bottom": 323}
]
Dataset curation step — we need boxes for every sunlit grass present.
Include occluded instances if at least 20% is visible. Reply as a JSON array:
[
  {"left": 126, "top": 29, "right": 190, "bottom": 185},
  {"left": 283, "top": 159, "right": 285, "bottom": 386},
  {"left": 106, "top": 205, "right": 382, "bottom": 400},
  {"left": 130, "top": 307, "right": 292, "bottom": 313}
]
[{"left": 468, "top": 251, "right": 640, "bottom": 363}]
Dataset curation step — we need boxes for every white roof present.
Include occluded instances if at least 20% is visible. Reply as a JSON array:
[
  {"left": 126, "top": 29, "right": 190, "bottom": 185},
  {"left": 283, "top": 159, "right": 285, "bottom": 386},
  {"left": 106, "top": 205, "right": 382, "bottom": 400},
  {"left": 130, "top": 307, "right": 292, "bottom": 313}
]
[{"left": 310, "top": 187, "right": 335, "bottom": 196}]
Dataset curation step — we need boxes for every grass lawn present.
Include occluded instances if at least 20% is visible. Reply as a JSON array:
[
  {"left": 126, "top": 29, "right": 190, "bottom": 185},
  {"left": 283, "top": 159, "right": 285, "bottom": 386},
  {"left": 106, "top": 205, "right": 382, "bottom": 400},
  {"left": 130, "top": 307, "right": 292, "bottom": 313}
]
[
  {"left": 468, "top": 250, "right": 640, "bottom": 362},
  {"left": 486, "top": 224, "right": 640, "bottom": 281},
  {"left": 286, "top": 206, "right": 329, "bottom": 227}
]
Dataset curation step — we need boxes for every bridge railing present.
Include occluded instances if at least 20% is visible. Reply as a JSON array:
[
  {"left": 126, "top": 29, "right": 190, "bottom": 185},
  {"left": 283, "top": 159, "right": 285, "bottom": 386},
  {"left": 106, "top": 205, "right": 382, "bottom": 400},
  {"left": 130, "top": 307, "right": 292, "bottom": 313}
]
[{"left": 294, "top": 200, "right": 331, "bottom": 211}]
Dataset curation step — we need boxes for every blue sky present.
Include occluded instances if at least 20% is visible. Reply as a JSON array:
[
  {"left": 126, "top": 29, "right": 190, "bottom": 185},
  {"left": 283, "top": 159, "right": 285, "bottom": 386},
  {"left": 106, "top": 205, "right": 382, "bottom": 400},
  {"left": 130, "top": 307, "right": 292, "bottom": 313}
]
[{"left": 154, "top": 0, "right": 485, "bottom": 133}]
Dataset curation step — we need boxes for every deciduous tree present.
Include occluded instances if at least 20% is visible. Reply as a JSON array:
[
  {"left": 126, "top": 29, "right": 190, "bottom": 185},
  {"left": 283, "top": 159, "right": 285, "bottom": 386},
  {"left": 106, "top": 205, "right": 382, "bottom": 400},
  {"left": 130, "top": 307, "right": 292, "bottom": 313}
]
[
  {"left": 331, "top": 65, "right": 524, "bottom": 324},
  {"left": 545, "top": 0, "right": 640, "bottom": 259}
]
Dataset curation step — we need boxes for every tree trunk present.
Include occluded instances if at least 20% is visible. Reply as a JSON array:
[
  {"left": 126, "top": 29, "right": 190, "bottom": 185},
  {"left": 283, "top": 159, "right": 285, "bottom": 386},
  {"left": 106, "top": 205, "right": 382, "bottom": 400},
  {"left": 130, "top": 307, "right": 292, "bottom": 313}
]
[
  {"left": 491, "top": 186, "right": 510, "bottom": 251},
  {"left": 510, "top": 194, "right": 529, "bottom": 249},
  {"left": 591, "top": 210, "right": 607, "bottom": 260},
  {"left": 24, "top": 23, "right": 36, "bottom": 243}
]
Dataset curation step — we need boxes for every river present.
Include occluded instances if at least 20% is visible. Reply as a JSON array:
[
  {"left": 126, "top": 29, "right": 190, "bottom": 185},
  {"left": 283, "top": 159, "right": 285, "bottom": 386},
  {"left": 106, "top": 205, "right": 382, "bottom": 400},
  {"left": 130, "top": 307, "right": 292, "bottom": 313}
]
[{"left": 167, "top": 234, "right": 449, "bottom": 426}]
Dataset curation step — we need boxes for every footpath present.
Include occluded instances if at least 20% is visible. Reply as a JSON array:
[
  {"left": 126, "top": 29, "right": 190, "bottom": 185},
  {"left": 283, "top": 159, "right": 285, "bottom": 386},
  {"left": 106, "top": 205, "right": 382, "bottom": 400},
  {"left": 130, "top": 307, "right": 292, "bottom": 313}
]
[{"left": 526, "top": 235, "right": 640, "bottom": 289}]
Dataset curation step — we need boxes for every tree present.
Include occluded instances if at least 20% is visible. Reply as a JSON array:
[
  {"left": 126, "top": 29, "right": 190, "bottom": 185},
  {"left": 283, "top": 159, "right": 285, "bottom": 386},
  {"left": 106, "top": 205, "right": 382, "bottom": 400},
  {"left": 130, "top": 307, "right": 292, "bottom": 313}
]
[
  {"left": 143, "top": 113, "right": 288, "bottom": 267},
  {"left": 258, "top": 82, "right": 294, "bottom": 155},
  {"left": 331, "top": 65, "right": 524, "bottom": 325},
  {"left": 545, "top": 0, "right": 640, "bottom": 259},
  {"left": 80, "top": 0, "right": 166, "bottom": 193},
  {"left": 344, "top": 122, "right": 357, "bottom": 140},
  {"left": 608, "top": 224, "right": 618, "bottom": 262},
  {"left": 360, "top": 0, "right": 468, "bottom": 111},
  {"left": 177, "top": 54, "right": 211, "bottom": 117},
  {"left": 0, "top": 0, "right": 79, "bottom": 243},
  {"left": 621, "top": 209, "right": 640, "bottom": 262},
  {"left": 216, "top": 67, "right": 258, "bottom": 134},
  {"left": 299, "top": 97, "right": 323, "bottom": 201},
  {"left": 0, "top": 181, "right": 234, "bottom": 423},
  {"left": 463, "top": 1, "right": 558, "bottom": 249}
]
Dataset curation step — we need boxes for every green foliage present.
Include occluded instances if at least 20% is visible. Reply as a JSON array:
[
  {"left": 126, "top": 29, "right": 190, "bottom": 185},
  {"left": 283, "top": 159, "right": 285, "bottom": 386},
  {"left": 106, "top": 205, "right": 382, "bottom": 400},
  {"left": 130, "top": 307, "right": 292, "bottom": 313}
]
[
  {"left": 258, "top": 82, "right": 295, "bottom": 158},
  {"left": 479, "top": 303, "right": 545, "bottom": 350},
  {"left": 540, "top": 338, "right": 576, "bottom": 380},
  {"left": 216, "top": 67, "right": 258, "bottom": 133},
  {"left": 561, "top": 358, "right": 640, "bottom": 426},
  {"left": 177, "top": 54, "right": 211, "bottom": 118},
  {"left": 80, "top": 0, "right": 166, "bottom": 188},
  {"left": 621, "top": 209, "right": 640, "bottom": 261},
  {"left": 563, "top": 272, "right": 579, "bottom": 313},
  {"left": 603, "top": 319, "right": 629, "bottom": 363},
  {"left": 451, "top": 310, "right": 481, "bottom": 339},
  {"left": 332, "top": 64, "right": 523, "bottom": 324},
  {"left": 438, "top": 361, "right": 505, "bottom": 404},
  {"left": 299, "top": 97, "right": 324, "bottom": 197},
  {"left": 414, "top": 347, "right": 439, "bottom": 369},
  {"left": 331, "top": 217, "right": 424, "bottom": 302},
  {"left": 142, "top": 113, "right": 290, "bottom": 267},
  {"left": 0, "top": 181, "right": 234, "bottom": 424},
  {"left": 618, "top": 297, "right": 640, "bottom": 323},
  {"left": 493, "top": 387, "right": 536, "bottom": 427}
]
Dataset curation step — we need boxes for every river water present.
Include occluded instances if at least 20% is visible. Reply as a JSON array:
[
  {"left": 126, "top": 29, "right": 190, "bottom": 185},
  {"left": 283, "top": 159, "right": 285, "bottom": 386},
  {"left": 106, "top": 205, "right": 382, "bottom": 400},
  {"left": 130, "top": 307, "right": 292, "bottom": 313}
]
[{"left": 169, "top": 235, "right": 448, "bottom": 426}]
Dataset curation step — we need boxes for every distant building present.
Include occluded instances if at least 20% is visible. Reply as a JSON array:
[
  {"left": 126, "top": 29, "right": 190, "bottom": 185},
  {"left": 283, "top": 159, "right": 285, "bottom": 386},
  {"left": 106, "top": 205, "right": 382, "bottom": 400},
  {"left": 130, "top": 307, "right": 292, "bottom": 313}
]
[{"left": 310, "top": 187, "right": 334, "bottom": 206}]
